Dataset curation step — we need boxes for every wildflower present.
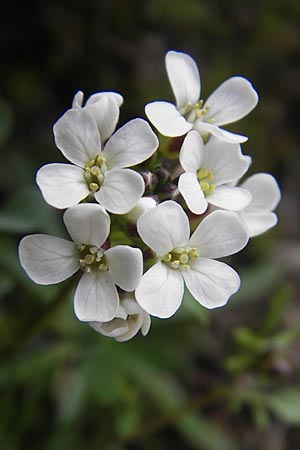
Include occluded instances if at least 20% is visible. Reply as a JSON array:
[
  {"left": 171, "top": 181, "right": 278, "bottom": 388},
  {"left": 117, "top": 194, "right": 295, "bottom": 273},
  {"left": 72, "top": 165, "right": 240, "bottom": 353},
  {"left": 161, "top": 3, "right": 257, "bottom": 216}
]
[
  {"left": 135, "top": 201, "right": 248, "bottom": 318},
  {"left": 90, "top": 294, "right": 151, "bottom": 342},
  {"left": 178, "top": 131, "right": 252, "bottom": 214},
  {"left": 145, "top": 50, "right": 258, "bottom": 143},
  {"left": 36, "top": 108, "right": 159, "bottom": 213},
  {"left": 18, "top": 204, "right": 143, "bottom": 322},
  {"left": 237, "top": 173, "right": 281, "bottom": 237},
  {"left": 72, "top": 90, "right": 123, "bottom": 142}
]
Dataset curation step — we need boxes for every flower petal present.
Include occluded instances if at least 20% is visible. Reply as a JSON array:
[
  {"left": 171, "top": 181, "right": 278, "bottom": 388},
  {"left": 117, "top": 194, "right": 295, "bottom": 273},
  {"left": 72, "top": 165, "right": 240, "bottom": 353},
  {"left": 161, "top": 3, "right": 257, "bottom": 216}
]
[
  {"left": 53, "top": 108, "right": 101, "bottom": 167},
  {"left": 72, "top": 90, "right": 84, "bottom": 108},
  {"left": 241, "top": 211, "right": 278, "bottom": 237},
  {"left": 90, "top": 319, "right": 128, "bottom": 338},
  {"left": 74, "top": 271, "right": 119, "bottom": 322},
  {"left": 179, "top": 131, "right": 204, "bottom": 172},
  {"left": 103, "top": 118, "right": 158, "bottom": 169},
  {"left": 208, "top": 186, "right": 252, "bottom": 211},
  {"left": 135, "top": 262, "right": 184, "bottom": 318},
  {"left": 145, "top": 101, "right": 193, "bottom": 137},
  {"left": 137, "top": 200, "right": 190, "bottom": 255},
  {"left": 241, "top": 173, "right": 281, "bottom": 212},
  {"left": 204, "top": 76, "right": 259, "bottom": 125},
  {"left": 178, "top": 172, "right": 207, "bottom": 214},
  {"left": 204, "top": 137, "right": 251, "bottom": 185},
  {"left": 125, "top": 197, "right": 157, "bottom": 223},
  {"left": 96, "top": 169, "right": 144, "bottom": 214},
  {"left": 85, "top": 93, "right": 123, "bottom": 142},
  {"left": 36, "top": 163, "right": 89, "bottom": 209},
  {"left": 183, "top": 258, "right": 240, "bottom": 308},
  {"left": 194, "top": 121, "right": 248, "bottom": 143},
  {"left": 19, "top": 235, "right": 78, "bottom": 285},
  {"left": 86, "top": 91, "right": 123, "bottom": 107},
  {"left": 63, "top": 203, "right": 110, "bottom": 246},
  {"left": 189, "top": 210, "right": 249, "bottom": 258},
  {"left": 105, "top": 245, "right": 143, "bottom": 291},
  {"left": 166, "top": 50, "right": 200, "bottom": 110}
]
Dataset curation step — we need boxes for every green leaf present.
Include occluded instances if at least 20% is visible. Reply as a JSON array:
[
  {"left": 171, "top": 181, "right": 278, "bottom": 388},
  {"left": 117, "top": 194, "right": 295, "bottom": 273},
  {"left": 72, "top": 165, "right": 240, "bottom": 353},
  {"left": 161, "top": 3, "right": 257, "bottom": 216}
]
[
  {"left": 267, "top": 388, "right": 300, "bottom": 424},
  {"left": 262, "top": 285, "right": 293, "bottom": 335},
  {"left": 0, "top": 186, "right": 63, "bottom": 235}
]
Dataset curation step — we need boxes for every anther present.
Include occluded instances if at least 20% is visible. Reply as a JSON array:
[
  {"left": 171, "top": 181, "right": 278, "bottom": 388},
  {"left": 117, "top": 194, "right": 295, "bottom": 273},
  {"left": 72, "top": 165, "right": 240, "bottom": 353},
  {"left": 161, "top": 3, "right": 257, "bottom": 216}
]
[
  {"left": 84, "top": 254, "right": 95, "bottom": 265},
  {"left": 89, "top": 182, "right": 99, "bottom": 192},
  {"left": 179, "top": 254, "right": 189, "bottom": 264},
  {"left": 90, "top": 166, "right": 101, "bottom": 176},
  {"left": 163, "top": 253, "right": 172, "bottom": 262},
  {"left": 197, "top": 169, "right": 208, "bottom": 180},
  {"left": 200, "top": 181, "right": 210, "bottom": 192}
]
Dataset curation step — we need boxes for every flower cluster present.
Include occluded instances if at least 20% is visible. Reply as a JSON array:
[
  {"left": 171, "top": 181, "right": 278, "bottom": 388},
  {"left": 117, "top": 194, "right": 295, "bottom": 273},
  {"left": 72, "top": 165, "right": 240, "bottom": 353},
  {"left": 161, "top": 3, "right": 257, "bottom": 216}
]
[{"left": 19, "top": 50, "right": 281, "bottom": 342}]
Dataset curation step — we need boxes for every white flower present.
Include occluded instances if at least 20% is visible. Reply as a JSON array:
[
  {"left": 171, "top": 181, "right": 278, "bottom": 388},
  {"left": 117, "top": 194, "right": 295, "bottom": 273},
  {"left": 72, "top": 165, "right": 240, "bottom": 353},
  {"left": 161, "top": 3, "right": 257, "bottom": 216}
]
[
  {"left": 135, "top": 201, "right": 248, "bottom": 318},
  {"left": 72, "top": 90, "right": 123, "bottom": 142},
  {"left": 90, "top": 294, "right": 151, "bottom": 342},
  {"left": 18, "top": 203, "right": 143, "bottom": 323},
  {"left": 145, "top": 50, "right": 258, "bottom": 143},
  {"left": 178, "top": 131, "right": 252, "bottom": 214},
  {"left": 237, "top": 173, "right": 281, "bottom": 237},
  {"left": 36, "top": 108, "right": 159, "bottom": 213}
]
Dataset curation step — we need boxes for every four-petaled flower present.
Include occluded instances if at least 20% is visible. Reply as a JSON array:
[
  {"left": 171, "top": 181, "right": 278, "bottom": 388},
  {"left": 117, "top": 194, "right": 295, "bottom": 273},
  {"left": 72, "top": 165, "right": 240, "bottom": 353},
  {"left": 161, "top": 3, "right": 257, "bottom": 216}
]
[
  {"left": 135, "top": 201, "right": 249, "bottom": 318},
  {"left": 37, "top": 108, "right": 159, "bottom": 213},
  {"left": 19, "top": 203, "right": 143, "bottom": 322},
  {"left": 145, "top": 50, "right": 258, "bottom": 143},
  {"left": 178, "top": 131, "right": 252, "bottom": 214}
]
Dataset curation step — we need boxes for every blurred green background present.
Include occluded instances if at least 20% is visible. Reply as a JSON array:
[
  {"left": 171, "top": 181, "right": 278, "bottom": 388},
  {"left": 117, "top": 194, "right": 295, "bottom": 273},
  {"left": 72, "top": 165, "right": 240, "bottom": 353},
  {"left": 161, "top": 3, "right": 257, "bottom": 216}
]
[{"left": 0, "top": 1, "right": 300, "bottom": 449}]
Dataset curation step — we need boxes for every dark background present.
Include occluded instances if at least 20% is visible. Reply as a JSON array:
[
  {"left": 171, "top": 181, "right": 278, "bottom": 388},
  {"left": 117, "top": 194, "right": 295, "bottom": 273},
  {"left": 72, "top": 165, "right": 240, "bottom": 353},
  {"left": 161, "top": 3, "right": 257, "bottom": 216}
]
[{"left": 0, "top": 1, "right": 300, "bottom": 449}]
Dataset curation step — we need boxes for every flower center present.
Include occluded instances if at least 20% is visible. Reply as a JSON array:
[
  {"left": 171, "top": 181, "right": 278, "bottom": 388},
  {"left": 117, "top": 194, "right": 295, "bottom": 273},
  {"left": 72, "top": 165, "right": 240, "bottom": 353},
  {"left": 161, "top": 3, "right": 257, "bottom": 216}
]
[
  {"left": 182, "top": 100, "right": 215, "bottom": 124},
  {"left": 84, "top": 153, "right": 107, "bottom": 193},
  {"left": 197, "top": 168, "right": 215, "bottom": 195},
  {"left": 76, "top": 243, "right": 108, "bottom": 273},
  {"left": 162, "top": 246, "right": 199, "bottom": 271}
]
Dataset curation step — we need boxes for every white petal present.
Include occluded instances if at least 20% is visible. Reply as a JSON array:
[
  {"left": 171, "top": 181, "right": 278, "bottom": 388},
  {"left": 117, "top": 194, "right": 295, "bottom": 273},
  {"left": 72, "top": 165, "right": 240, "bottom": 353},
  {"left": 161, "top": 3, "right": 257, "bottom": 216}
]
[
  {"left": 179, "top": 131, "right": 204, "bottom": 172},
  {"left": 74, "top": 271, "right": 119, "bottom": 322},
  {"left": 86, "top": 91, "right": 123, "bottom": 107},
  {"left": 241, "top": 173, "right": 281, "bottom": 212},
  {"left": 72, "top": 90, "right": 84, "bottom": 108},
  {"left": 242, "top": 211, "right": 278, "bottom": 237},
  {"left": 141, "top": 314, "right": 151, "bottom": 336},
  {"left": 116, "top": 317, "right": 144, "bottom": 342},
  {"left": 165, "top": 50, "right": 200, "bottom": 110},
  {"left": 204, "top": 76, "right": 258, "bottom": 125},
  {"left": 63, "top": 203, "right": 110, "bottom": 246},
  {"left": 183, "top": 258, "right": 240, "bottom": 308},
  {"left": 178, "top": 172, "right": 208, "bottom": 214},
  {"left": 19, "top": 235, "right": 78, "bottom": 285},
  {"left": 53, "top": 108, "right": 101, "bottom": 167},
  {"left": 96, "top": 169, "right": 144, "bottom": 214},
  {"left": 36, "top": 163, "right": 89, "bottom": 209},
  {"left": 145, "top": 101, "right": 192, "bottom": 137},
  {"left": 194, "top": 121, "right": 248, "bottom": 143},
  {"left": 105, "top": 245, "right": 143, "bottom": 291},
  {"left": 85, "top": 93, "right": 123, "bottom": 142},
  {"left": 204, "top": 137, "right": 251, "bottom": 184},
  {"left": 137, "top": 200, "right": 190, "bottom": 256},
  {"left": 90, "top": 319, "right": 128, "bottom": 338},
  {"left": 189, "top": 210, "right": 249, "bottom": 258},
  {"left": 208, "top": 186, "right": 252, "bottom": 211},
  {"left": 125, "top": 197, "right": 157, "bottom": 223},
  {"left": 103, "top": 118, "right": 158, "bottom": 169},
  {"left": 135, "top": 262, "right": 184, "bottom": 318}
]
